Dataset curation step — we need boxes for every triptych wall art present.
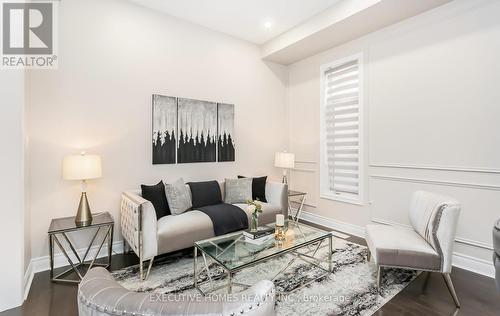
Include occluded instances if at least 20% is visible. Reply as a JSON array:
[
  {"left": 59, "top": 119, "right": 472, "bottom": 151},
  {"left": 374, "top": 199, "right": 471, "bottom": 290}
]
[{"left": 152, "top": 94, "right": 235, "bottom": 164}]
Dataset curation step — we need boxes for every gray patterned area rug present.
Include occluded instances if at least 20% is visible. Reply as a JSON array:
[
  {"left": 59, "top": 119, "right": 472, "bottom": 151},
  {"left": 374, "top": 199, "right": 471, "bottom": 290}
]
[{"left": 112, "top": 239, "right": 417, "bottom": 316}]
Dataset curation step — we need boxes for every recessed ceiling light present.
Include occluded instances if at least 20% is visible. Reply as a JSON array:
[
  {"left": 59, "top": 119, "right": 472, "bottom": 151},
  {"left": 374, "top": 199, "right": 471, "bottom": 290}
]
[{"left": 264, "top": 21, "right": 273, "bottom": 29}]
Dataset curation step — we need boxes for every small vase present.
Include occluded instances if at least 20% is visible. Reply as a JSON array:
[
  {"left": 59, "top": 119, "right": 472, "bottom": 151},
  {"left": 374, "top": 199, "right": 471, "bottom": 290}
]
[{"left": 250, "top": 213, "right": 259, "bottom": 232}]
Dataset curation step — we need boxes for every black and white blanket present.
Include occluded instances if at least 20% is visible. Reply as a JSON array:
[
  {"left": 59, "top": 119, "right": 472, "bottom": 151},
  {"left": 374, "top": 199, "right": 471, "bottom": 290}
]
[{"left": 197, "top": 203, "right": 248, "bottom": 236}]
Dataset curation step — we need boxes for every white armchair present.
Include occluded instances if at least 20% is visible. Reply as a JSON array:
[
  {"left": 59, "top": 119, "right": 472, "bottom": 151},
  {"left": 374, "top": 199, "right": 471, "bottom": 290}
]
[
  {"left": 120, "top": 181, "right": 288, "bottom": 280},
  {"left": 366, "top": 191, "right": 461, "bottom": 307},
  {"left": 78, "top": 267, "right": 276, "bottom": 316}
]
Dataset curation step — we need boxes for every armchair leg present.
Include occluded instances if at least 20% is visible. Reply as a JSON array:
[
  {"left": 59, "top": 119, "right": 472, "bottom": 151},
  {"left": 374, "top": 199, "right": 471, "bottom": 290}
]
[
  {"left": 442, "top": 273, "right": 460, "bottom": 308},
  {"left": 421, "top": 271, "right": 432, "bottom": 293},
  {"left": 376, "top": 265, "right": 382, "bottom": 289}
]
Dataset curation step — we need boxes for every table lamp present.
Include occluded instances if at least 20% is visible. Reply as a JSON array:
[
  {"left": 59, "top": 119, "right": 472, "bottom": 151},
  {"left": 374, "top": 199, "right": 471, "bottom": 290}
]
[
  {"left": 63, "top": 153, "right": 102, "bottom": 226},
  {"left": 274, "top": 152, "right": 295, "bottom": 184}
]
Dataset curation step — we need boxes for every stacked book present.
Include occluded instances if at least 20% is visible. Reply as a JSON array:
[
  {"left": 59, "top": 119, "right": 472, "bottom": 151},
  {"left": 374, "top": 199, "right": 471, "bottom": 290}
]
[{"left": 243, "top": 226, "right": 275, "bottom": 245}]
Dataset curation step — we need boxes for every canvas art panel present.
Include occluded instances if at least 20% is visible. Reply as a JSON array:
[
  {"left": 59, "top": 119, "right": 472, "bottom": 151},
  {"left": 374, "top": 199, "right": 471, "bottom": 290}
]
[
  {"left": 177, "top": 98, "right": 217, "bottom": 163},
  {"left": 152, "top": 94, "right": 177, "bottom": 164},
  {"left": 217, "top": 103, "right": 235, "bottom": 162}
]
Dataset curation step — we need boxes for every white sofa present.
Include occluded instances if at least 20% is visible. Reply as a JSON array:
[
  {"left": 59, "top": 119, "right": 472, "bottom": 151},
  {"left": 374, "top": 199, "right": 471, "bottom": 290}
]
[{"left": 120, "top": 181, "right": 288, "bottom": 279}]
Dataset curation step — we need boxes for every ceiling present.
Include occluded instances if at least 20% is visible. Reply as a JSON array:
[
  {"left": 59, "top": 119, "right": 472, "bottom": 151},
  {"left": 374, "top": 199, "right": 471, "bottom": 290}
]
[
  {"left": 262, "top": 0, "right": 453, "bottom": 64},
  {"left": 128, "top": 0, "right": 340, "bottom": 44}
]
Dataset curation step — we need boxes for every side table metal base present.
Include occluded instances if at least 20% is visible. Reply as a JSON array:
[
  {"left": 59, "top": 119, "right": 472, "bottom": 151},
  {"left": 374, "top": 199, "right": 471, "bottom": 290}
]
[
  {"left": 288, "top": 191, "right": 307, "bottom": 225},
  {"left": 49, "top": 224, "right": 113, "bottom": 284}
]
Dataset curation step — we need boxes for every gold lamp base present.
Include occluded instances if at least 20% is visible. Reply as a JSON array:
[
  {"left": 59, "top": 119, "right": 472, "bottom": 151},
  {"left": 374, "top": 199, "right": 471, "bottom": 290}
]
[{"left": 75, "top": 192, "right": 93, "bottom": 227}]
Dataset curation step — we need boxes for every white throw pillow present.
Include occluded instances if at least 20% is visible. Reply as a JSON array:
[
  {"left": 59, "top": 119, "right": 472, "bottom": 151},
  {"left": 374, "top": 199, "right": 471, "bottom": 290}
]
[
  {"left": 164, "top": 178, "right": 192, "bottom": 215},
  {"left": 224, "top": 178, "right": 252, "bottom": 204}
]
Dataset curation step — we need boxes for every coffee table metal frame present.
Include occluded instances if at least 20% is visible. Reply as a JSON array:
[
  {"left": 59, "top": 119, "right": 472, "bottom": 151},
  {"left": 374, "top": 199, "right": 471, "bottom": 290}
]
[{"left": 193, "top": 224, "right": 332, "bottom": 296}]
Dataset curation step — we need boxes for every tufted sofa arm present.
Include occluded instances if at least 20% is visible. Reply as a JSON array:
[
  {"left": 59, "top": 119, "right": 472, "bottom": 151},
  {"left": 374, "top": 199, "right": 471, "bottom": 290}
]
[
  {"left": 78, "top": 267, "right": 276, "bottom": 316},
  {"left": 121, "top": 191, "right": 158, "bottom": 260}
]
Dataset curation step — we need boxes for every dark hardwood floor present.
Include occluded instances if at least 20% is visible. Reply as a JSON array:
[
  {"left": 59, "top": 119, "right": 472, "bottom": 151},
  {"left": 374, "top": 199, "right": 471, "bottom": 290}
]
[
  {"left": 3, "top": 222, "right": 499, "bottom": 316},
  {"left": 1, "top": 253, "right": 140, "bottom": 316}
]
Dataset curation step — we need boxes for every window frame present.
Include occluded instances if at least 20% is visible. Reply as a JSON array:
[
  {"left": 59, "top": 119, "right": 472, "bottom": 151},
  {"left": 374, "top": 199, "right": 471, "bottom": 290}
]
[{"left": 319, "top": 53, "right": 366, "bottom": 205}]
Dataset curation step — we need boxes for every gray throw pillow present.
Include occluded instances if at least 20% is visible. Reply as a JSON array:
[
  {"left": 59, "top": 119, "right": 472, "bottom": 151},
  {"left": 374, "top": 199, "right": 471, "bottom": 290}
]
[
  {"left": 224, "top": 178, "right": 253, "bottom": 204},
  {"left": 164, "top": 178, "right": 192, "bottom": 215}
]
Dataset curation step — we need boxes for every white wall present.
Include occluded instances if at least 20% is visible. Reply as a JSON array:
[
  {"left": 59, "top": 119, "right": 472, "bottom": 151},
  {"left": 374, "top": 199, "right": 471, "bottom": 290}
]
[
  {"left": 23, "top": 0, "right": 500, "bottom": 289},
  {"left": 288, "top": 0, "right": 500, "bottom": 275},
  {"left": 27, "top": 0, "right": 288, "bottom": 262},
  {"left": 0, "top": 69, "right": 26, "bottom": 311}
]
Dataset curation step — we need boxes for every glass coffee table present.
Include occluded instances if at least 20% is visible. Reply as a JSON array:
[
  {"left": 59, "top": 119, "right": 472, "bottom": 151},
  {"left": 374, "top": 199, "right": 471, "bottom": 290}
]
[{"left": 194, "top": 223, "right": 332, "bottom": 295}]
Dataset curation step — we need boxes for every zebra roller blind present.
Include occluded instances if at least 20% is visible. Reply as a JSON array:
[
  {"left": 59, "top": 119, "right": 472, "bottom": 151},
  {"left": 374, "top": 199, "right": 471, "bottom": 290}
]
[{"left": 321, "top": 55, "right": 363, "bottom": 203}]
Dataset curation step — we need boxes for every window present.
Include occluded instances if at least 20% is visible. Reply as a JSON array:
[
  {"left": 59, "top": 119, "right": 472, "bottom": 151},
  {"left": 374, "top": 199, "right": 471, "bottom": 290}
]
[{"left": 320, "top": 54, "right": 365, "bottom": 204}]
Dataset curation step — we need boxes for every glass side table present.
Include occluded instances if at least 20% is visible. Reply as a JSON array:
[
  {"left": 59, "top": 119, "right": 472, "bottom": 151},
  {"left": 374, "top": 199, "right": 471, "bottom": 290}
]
[
  {"left": 48, "top": 211, "right": 114, "bottom": 283},
  {"left": 288, "top": 190, "right": 307, "bottom": 225}
]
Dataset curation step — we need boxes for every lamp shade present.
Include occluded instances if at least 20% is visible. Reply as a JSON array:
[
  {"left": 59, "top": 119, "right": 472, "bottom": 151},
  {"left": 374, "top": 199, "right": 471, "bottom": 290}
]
[
  {"left": 274, "top": 152, "right": 295, "bottom": 169},
  {"left": 63, "top": 154, "right": 102, "bottom": 180}
]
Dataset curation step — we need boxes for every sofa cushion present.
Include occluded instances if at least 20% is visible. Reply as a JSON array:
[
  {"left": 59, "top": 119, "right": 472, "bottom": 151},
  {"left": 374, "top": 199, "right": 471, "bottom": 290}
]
[
  {"left": 140, "top": 181, "right": 170, "bottom": 219},
  {"left": 156, "top": 211, "right": 214, "bottom": 254},
  {"left": 224, "top": 178, "right": 252, "bottom": 204},
  {"left": 238, "top": 175, "right": 268, "bottom": 202},
  {"left": 164, "top": 178, "right": 192, "bottom": 215},
  {"left": 366, "top": 224, "right": 441, "bottom": 271},
  {"left": 187, "top": 180, "right": 222, "bottom": 208},
  {"left": 233, "top": 202, "right": 281, "bottom": 226}
]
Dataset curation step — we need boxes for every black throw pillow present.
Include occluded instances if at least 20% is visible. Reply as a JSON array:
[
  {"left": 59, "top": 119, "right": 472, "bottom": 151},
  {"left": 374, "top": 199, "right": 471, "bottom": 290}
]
[
  {"left": 141, "top": 181, "right": 171, "bottom": 219},
  {"left": 238, "top": 176, "right": 267, "bottom": 202},
  {"left": 187, "top": 181, "right": 223, "bottom": 208}
]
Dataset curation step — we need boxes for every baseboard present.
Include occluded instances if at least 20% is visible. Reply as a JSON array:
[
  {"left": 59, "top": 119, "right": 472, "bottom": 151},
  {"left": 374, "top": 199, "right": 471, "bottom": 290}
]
[
  {"left": 23, "top": 240, "right": 125, "bottom": 301},
  {"left": 299, "top": 211, "right": 495, "bottom": 278},
  {"left": 452, "top": 252, "right": 495, "bottom": 278},
  {"left": 299, "top": 210, "right": 366, "bottom": 238},
  {"left": 31, "top": 240, "right": 124, "bottom": 274},
  {"left": 23, "top": 261, "right": 34, "bottom": 300}
]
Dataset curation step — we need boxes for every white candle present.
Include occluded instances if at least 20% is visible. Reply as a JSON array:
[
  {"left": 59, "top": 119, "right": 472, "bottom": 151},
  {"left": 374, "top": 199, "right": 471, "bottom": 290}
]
[{"left": 276, "top": 214, "right": 285, "bottom": 226}]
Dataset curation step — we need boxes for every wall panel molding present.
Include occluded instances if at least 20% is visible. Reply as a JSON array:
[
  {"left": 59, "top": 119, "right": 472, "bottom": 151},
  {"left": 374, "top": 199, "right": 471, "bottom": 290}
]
[
  {"left": 290, "top": 202, "right": 318, "bottom": 209},
  {"left": 370, "top": 162, "right": 500, "bottom": 174},
  {"left": 370, "top": 174, "right": 500, "bottom": 191},
  {"left": 295, "top": 160, "right": 317, "bottom": 164},
  {"left": 291, "top": 168, "right": 316, "bottom": 173},
  {"left": 371, "top": 218, "right": 494, "bottom": 250},
  {"left": 455, "top": 237, "right": 494, "bottom": 251}
]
